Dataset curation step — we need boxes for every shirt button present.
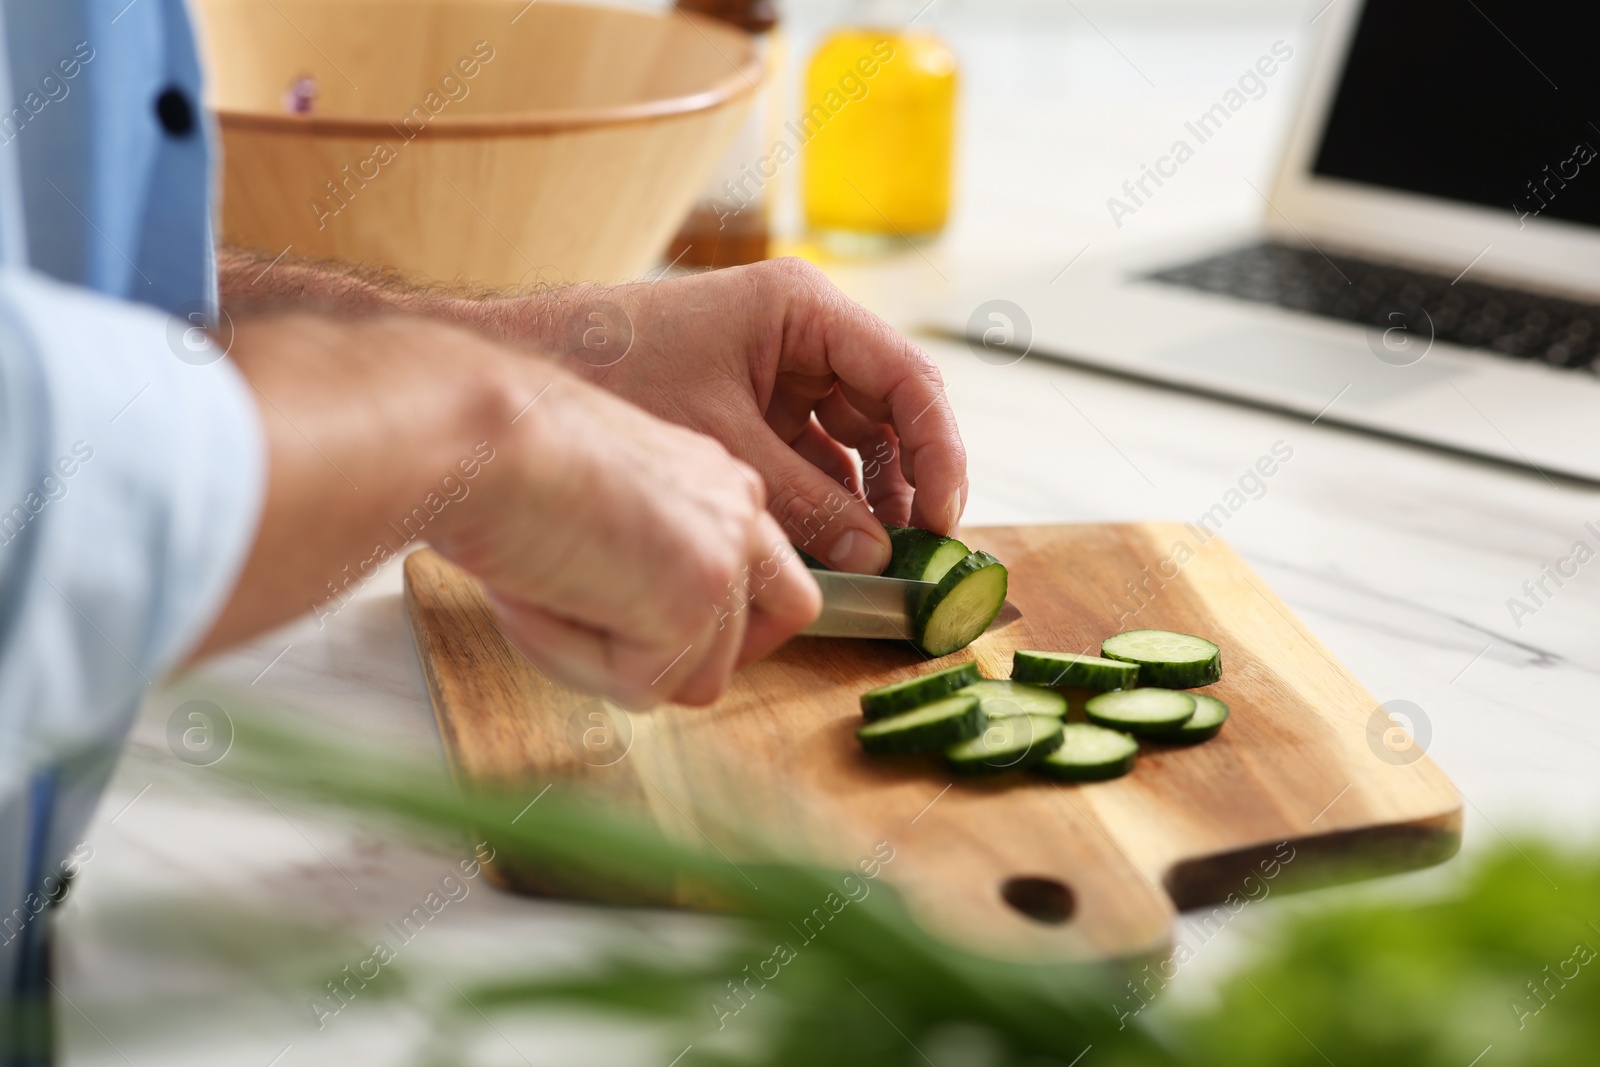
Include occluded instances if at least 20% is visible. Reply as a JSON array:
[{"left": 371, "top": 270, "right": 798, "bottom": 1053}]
[{"left": 155, "top": 86, "right": 195, "bottom": 137}]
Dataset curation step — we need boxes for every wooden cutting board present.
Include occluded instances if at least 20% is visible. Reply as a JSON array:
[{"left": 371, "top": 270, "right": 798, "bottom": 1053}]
[{"left": 403, "top": 523, "right": 1461, "bottom": 962}]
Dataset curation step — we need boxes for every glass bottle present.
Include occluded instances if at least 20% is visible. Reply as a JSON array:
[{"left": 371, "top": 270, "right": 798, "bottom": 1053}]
[
  {"left": 667, "top": 0, "right": 781, "bottom": 269},
  {"left": 802, "top": 0, "right": 958, "bottom": 252}
]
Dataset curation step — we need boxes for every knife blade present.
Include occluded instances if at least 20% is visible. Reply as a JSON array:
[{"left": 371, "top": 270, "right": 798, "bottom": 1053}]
[{"left": 800, "top": 570, "right": 938, "bottom": 640}]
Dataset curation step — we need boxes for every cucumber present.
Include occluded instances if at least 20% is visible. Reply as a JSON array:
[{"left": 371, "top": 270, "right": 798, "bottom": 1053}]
[
  {"left": 859, "top": 662, "right": 981, "bottom": 721},
  {"left": 883, "top": 525, "right": 971, "bottom": 584},
  {"left": 1012, "top": 650, "right": 1138, "bottom": 691},
  {"left": 1101, "top": 629, "right": 1222, "bottom": 688},
  {"left": 913, "top": 551, "right": 1009, "bottom": 657},
  {"left": 856, "top": 695, "right": 984, "bottom": 755},
  {"left": 943, "top": 713, "right": 1063, "bottom": 774},
  {"left": 1083, "top": 688, "right": 1196, "bottom": 735},
  {"left": 956, "top": 679, "right": 1067, "bottom": 719},
  {"left": 1149, "top": 693, "right": 1229, "bottom": 744},
  {"left": 1035, "top": 723, "right": 1139, "bottom": 781}
]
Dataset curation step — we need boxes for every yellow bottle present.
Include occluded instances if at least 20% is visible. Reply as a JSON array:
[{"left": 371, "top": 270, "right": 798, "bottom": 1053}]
[{"left": 801, "top": 15, "right": 957, "bottom": 250}]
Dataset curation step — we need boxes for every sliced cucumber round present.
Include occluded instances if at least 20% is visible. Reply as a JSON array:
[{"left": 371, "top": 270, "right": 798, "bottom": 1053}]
[
  {"left": 857, "top": 695, "right": 985, "bottom": 755},
  {"left": 913, "top": 551, "right": 1008, "bottom": 657},
  {"left": 883, "top": 525, "right": 971, "bottom": 584},
  {"left": 956, "top": 679, "right": 1067, "bottom": 720},
  {"left": 1035, "top": 723, "right": 1139, "bottom": 781},
  {"left": 1148, "top": 693, "right": 1229, "bottom": 744},
  {"left": 1012, "top": 650, "right": 1139, "bottom": 691},
  {"left": 859, "top": 662, "right": 981, "bottom": 721},
  {"left": 1101, "top": 629, "right": 1222, "bottom": 688},
  {"left": 943, "top": 713, "right": 1063, "bottom": 774},
  {"left": 1083, "top": 688, "right": 1196, "bottom": 735}
]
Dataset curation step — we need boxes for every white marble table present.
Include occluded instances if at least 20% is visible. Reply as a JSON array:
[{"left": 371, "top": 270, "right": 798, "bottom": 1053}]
[{"left": 57, "top": 11, "right": 1600, "bottom": 1067}]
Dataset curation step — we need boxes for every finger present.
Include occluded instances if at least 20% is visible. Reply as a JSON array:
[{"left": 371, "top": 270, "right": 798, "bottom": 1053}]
[
  {"left": 814, "top": 389, "right": 915, "bottom": 526},
  {"left": 838, "top": 369, "right": 964, "bottom": 534},
  {"left": 764, "top": 373, "right": 835, "bottom": 444},
  {"left": 736, "top": 421, "right": 891, "bottom": 574},
  {"left": 768, "top": 264, "right": 967, "bottom": 534},
  {"left": 487, "top": 593, "right": 666, "bottom": 709},
  {"left": 670, "top": 588, "right": 749, "bottom": 706},
  {"left": 790, "top": 418, "right": 861, "bottom": 497},
  {"left": 738, "top": 513, "right": 822, "bottom": 668}
]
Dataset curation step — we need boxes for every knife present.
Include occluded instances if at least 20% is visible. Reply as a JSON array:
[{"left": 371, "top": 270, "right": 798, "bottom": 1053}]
[{"left": 799, "top": 570, "right": 938, "bottom": 640}]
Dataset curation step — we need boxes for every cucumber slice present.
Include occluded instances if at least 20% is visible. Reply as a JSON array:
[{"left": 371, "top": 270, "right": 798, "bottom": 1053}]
[
  {"left": 1012, "top": 650, "right": 1139, "bottom": 691},
  {"left": 913, "top": 551, "right": 1009, "bottom": 657},
  {"left": 943, "top": 713, "right": 1063, "bottom": 774},
  {"left": 856, "top": 695, "right": 984, "bottom": 755},
  {"left": 1101, "top": 629, "right": 1222, "bottom": 688},
  {"left": 859, "top": 662, "right": 981, "bottom": 721},
  {"left": 883, "top": 525, "right": 971, "bottom": 584},
  {"left": 1036, "top": 723, "right": 1139, "bottom": 781},
  {"left": 1149, "top": 693, "right": 1229, "bottom": 744},
  {"left": 956, "top": 679, "right": 1067, "bottom": 720},
  {"left": 1083, "top": 688, "right": 1197, "bottom": 735}
]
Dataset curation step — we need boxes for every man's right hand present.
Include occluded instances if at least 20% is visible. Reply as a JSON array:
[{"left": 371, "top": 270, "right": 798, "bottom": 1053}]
[
  {"left": 434, "top": 363, "right": 821, "bottom": 707},
  {"left": 205, "top": 313, "right": 820, "bottom": 707}
]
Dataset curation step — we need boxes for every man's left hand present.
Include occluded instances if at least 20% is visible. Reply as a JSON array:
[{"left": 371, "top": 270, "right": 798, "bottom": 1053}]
[{"left": 508, "top": 259, "right": 968, "bottom": 575}]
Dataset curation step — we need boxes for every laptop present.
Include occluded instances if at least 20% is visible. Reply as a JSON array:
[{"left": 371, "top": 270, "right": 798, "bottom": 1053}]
[{"left": 933, "top": 0, "right": 1600, "bottom": 484}]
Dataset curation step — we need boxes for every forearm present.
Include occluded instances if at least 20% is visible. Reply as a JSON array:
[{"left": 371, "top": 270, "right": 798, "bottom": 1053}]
[
  {"left": 193, "top": 312, "right": 540, "bottom": 656},
  {"left": 216, "top": 245, "right": 585, "bottom": 351}
]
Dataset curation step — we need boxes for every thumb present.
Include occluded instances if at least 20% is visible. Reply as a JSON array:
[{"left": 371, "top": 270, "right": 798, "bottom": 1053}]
[{"left": 740, "top": 425, "right": 892, "bottom": 574}]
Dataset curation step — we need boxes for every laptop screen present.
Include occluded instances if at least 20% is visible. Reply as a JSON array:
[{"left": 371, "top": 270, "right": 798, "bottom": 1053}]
[{"left": 1312, "top": 0, "right": 1600, "bottom": 230}]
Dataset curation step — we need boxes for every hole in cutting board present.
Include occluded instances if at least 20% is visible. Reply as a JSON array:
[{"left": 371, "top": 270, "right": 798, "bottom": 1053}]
[{"left": 1000, "top": 875, "right": 1074, "bottom": 924}]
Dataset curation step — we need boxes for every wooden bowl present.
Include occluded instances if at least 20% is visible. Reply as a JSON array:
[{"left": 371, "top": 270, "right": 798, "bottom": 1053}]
[{"left": 196, "top": 0, "right": 759, "bottom": 286}]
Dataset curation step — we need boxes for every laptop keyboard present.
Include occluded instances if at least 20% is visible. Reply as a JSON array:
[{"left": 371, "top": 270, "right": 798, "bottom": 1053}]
[{"left": 1146, "top": 241, "right": 1600, "bottom": 371}]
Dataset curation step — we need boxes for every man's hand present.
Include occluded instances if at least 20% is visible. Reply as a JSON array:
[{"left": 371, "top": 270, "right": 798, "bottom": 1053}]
[
  {"left": 435, "top": 362, "right": 820, "bottom": 707},
  {"left": 220, "top": 248, "right": 968, "bottom": 578},
  {"left": 514, "top": 260, "right": 968, "bottom": 574},
  {"left": 205, "top": 313, "right": 819, "bottom": 707}
]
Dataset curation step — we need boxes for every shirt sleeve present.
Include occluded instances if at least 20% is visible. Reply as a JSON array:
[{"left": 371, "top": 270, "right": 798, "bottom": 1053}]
[{"left": 0, "top": 265, "right": 264, "bottom": 803}]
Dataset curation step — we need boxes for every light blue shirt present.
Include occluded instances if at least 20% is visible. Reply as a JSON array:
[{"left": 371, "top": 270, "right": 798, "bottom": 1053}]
[{"left": 0, "top": 0, "right": 264, "bottom": 1021}]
